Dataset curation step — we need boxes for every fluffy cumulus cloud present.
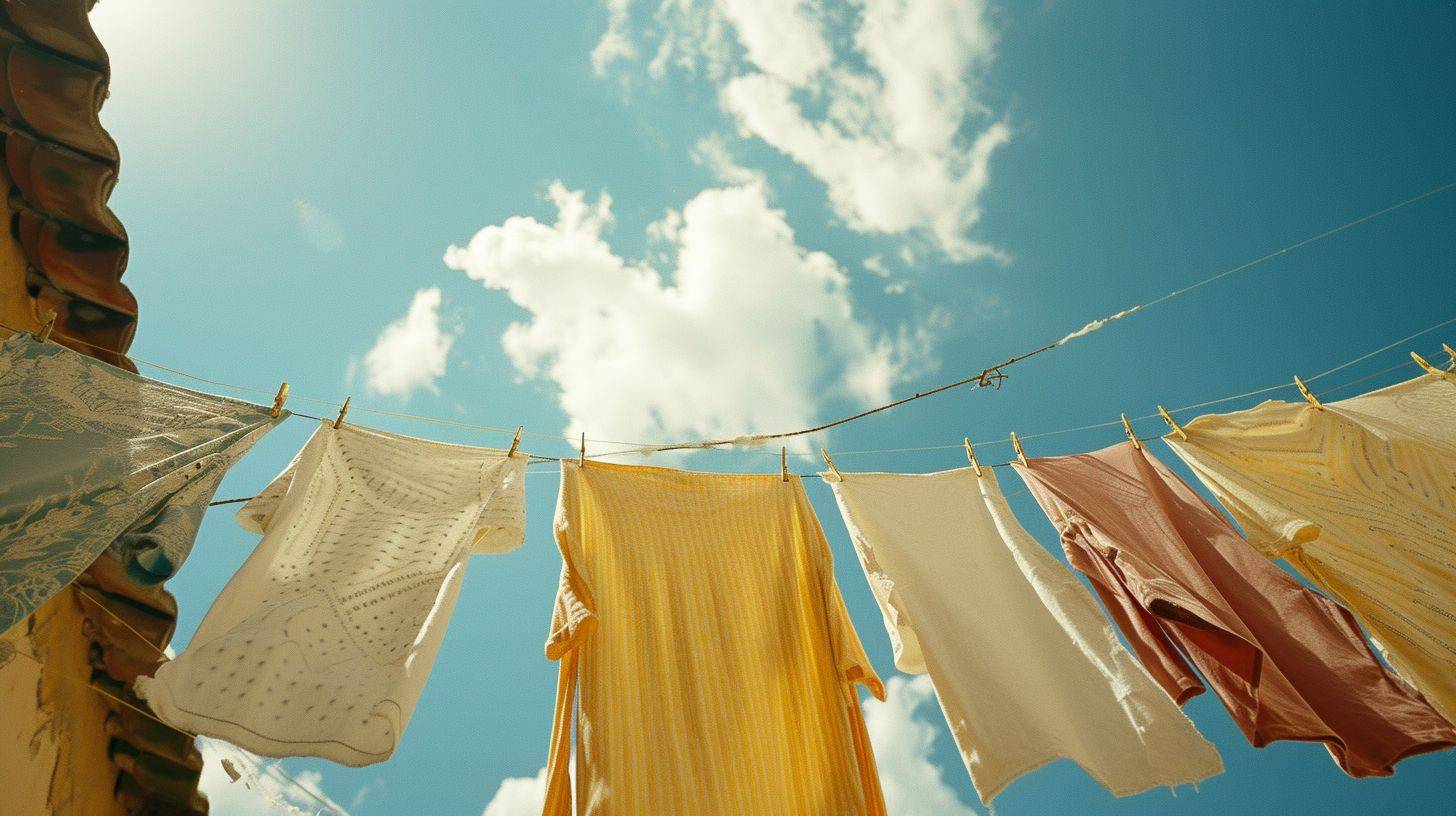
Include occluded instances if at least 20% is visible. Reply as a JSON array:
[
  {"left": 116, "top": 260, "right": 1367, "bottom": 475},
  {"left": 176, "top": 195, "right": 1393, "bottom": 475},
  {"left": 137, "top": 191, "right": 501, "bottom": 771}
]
[
  {"left": 479, "top": 766, "right": 548, "bottom": 816},
  {"left": 361, "top": 286, "right": 457, "bottom": 398},
  {"left": 592, "top": 0, "right": 1011, "bottom": 262},
  {"left": 445, "top": 181, "right": 930, "bottom": 448},
  {"left": 864, "top": 675, "right": 978, "bottom": 816},
  {"left": 197, "top": 738, "right": 352, "bottom": 815}
]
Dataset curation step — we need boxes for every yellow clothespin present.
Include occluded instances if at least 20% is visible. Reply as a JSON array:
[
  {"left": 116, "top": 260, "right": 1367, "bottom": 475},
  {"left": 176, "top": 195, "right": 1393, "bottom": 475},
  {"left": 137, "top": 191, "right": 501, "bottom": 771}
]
[
  {"left": 333, "top": 396, "right": 351, "bottom": 428},
  {"left": 1120, "top": 413, "right": 1140, "bottom": 450},
  {"left": 1411, "top": 351, "right": 1441, "bottom": 376},
  {"left": 1293, "top": 375, "right": 1321, "bottom": 409},
  {"left": 36, "top": 309, "right": 57, "bottom": 343},
  {"left": 507, "top": 425, "right": 523, "bottom": 458},
  {"left": 1444, "top": 343, "right": 1455, "bottom": 370},
  {"left": 1157, "top": 405, "right": 1187, "bottom": 441},
  {"left": 820, "top": 448, "right": 843, "bottom": 481},
  {"left": 963, "top": 437, "right": 982, "bottom": 478},
  {"left": 269, "top": 382, "right": 289, "bottom": 419},
  {"left": 579, "top": 432, "right": 586, "bottom": 467},
  {"left": 781, "top": 447, "right": 789, "bottom": 482},
  {"left": 1010, "top": 432, "right": 1026, "bottom": 466}
]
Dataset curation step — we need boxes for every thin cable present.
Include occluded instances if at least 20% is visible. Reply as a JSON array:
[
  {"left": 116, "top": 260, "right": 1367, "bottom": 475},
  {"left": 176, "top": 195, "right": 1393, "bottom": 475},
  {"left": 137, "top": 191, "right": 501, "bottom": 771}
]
[{"left": 5, "top": 178, "right": 1452, "bottom": 457}]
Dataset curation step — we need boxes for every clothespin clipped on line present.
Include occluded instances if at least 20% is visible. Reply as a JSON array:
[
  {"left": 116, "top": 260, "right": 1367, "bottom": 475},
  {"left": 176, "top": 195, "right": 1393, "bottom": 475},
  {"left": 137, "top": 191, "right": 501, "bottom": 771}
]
[
  {"left": 507, "top": 426, "right": 523, "bottom": 458},
  {"left": 1157, "top": 405, "right": 1186, "bottom": 441},
  {"left": 333, "top": 397, "right": 350, "bottom": 429},
  {"left": 579, "top": 432, "right": 586, "bottom": 467},
  {"left": 269, "top": 382, "right": 289, "bottom": 419},
  {"left": 781, "top": 447, "right": 789, "bottom": 482},
  {"left": 1411, "top": 351, "right": 1441, "bottom": 376},
  {"left": 1293, "top": 375, "right": 1321, "bottom": 409},
  {"left": 1120, "top": 413, "right": 1140, "bottom": 450},
  {"left": 963, "top": 437, "right": 982, "bottom": 477},
  {"left": 1010, "top": 432, "right": 1027, "bottom": 467},
  {"left": 36, "top": 309, "right": 57, "bottom": 343},
  {"left": 820, "top": 448, "right": 843, "bottom": 481}
]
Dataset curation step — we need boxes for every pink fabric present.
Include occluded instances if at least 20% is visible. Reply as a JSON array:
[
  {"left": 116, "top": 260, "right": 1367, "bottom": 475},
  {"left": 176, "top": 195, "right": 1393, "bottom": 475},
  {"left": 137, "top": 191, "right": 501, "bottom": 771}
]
[{"left": 1014, "top": 441, "right": 1455, "bottom": 777}]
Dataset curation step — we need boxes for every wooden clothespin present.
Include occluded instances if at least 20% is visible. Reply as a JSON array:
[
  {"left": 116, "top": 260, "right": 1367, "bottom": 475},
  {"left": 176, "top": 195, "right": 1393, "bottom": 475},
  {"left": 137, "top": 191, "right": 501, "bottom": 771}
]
[
  {"left": 1293, "top": 375, "right": 1321, "bottom": 409},
  {"left": 1010, "top": 432, "right": 1026, "bottom": 466},
  {"left": 963, "top": 437, "right": 982, "bottom": 477},
  {"left": 269, "top": 382, "right": 289, "bottom": 419},
  {"left": 579, "top": 432, "right": 586, "bottom": 467},
  {"left": 1120, "top": 413, "right": 1140, "bottom": 450},
  {"left": 333, "top": 396, "right": 350, "bottom": 429},
  {"left": 36, "top": 309, "right": 57, "bottom": 343},
  {"left": 781, "top": 447, "right": 789, "bottom": 482},
  {"left": 820, "top": 448, "right": 843, "bottom": 481},
  {"left": 507, "top": 425, "right": 523, "bottom": 458},
  {"left": 1157, "top": 405, "right": 1187, "bottom": 441},
  {"left": 1411, "top": 351, "right": 1441, "bottom": 376}
]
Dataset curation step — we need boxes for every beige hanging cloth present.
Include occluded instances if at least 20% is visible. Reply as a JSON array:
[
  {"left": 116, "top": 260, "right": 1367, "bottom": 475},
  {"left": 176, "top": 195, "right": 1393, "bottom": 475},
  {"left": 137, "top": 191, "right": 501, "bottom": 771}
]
[
  {"left": 1165, "top": 370, "right": 1456, "bottom": 723},
  {"left": 828, "top": 466, "right": 1222, "bottom": 806}
]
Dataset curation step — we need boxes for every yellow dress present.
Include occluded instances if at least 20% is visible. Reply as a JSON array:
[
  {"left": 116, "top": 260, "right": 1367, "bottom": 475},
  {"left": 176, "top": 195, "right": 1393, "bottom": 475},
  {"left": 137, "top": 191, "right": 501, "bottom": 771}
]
[
  {"left": 541, "top": 461, "right": 886, "bottom": 816},
  {"left": 1166, "top": 370, "right": 1456, "bottom": 722}
]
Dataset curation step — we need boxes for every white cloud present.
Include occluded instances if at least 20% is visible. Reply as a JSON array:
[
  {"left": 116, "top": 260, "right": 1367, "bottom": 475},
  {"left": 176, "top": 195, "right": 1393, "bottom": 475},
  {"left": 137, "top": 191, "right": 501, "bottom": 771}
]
[
  {"left": 591, "top": 0, "right": 636, "bottom": 75},
  {"left": 690, "top": 134, "right": 765, "bottom": 187},
  {"left": 291, "top": 197, "right": 346, "bottom": 253},
  {"left": 595, "top": 0, "right": 1011, "bottom": 262},
  {"left": 864, "top": 675, "right": 978, "bottom": 816},
  {"left": 445, "top": 181, "right": 930, "bottom": 449},
  {"left": 479, "top": 766, "right": 548, "bottom": 816},
  {"left": 197, "top": 738, "right": 352, "bottom": 816},
  {"left": 361, "top": 286, "right": 457, "bottom": 398}
]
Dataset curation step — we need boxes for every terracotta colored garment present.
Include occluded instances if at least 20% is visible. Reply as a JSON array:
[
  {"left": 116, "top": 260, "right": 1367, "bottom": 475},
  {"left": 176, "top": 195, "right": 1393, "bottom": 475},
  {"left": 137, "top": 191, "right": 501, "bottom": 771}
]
[
  {"left": 541, "top": 461, "right": 886, "bottom": 816},
  {"left": 1166, "top": 371, "right": 1456, "bottom": 723},
  {"left": 1014, "top": 441, "right": 1456, "bottom": 776}
]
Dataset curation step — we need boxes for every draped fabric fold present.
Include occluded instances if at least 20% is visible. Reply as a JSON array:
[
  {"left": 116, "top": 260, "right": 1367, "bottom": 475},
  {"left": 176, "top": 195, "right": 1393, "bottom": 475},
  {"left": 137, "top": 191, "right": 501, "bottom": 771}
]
[
  {"left": 0, "top": 333, "right": 279, "bottom": 634},
  {"left": 828, "top": 466, "right": 1222, "bottom": 805},
  {"left": 1015, "top": 441, "right": 1456, "bottom": 777},
  {"left": 1166, "top": 371, "right": 1456, "bottom": 724},
  {"left": 137, "top": 422, "right": 525, "bottom": 765},
  {"left": 542, "top": 461, "right": 885, "bottom": 815}
]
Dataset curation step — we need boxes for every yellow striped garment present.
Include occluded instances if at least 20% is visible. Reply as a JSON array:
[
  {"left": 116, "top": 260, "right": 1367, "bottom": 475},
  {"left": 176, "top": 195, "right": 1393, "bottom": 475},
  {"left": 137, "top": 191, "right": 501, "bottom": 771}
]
[
  {"left": 1167, "top": 371, "right": 1456, "bottom": 723},
  {"left": 541, "top": 461, "right": 887, "bottom": 816}
]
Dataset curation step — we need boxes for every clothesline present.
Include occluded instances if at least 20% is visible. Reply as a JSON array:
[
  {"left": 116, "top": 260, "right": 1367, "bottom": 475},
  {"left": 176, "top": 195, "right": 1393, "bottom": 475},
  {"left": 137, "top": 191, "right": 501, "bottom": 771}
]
[{"left": 7, "top": 178, "right": 1451, "bottom": 463}]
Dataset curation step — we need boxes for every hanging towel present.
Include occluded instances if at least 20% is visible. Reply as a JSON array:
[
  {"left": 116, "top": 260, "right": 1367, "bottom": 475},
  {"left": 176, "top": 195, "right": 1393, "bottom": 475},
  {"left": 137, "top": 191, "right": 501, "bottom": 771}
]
[
  {"left": 541, "top": 461, "right": 886, "bottom": 816},
  {"left": 1165, "top": 371, "right": 1456, "bottom": 724},
  {"left": 1015, "top": 441, "right": 1455, "bottom": 776},
  {"left": 0, "top": 333, "right": 280, "bottom": 634},
  {"left": 828, "top": 466, "right": 1221, "bottom": 806},
  {"left": 136, "top": 422, "right": 525, "bottom": 765}
]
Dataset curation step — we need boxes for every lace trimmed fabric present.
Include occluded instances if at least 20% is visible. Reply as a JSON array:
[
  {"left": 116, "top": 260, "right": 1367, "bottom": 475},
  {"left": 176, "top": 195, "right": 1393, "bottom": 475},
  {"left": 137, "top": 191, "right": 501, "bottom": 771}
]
[
  {"left": 0, "top": 333, "right": 280, "bottom": 634},
  {"left": 136, "top": 422, "right": 525, "bottom": 765}
]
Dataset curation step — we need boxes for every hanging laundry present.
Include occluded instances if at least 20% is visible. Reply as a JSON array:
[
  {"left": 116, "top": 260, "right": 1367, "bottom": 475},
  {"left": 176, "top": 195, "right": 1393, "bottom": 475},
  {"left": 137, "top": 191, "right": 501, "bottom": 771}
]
[
  {"left": 136, "top": 422, "right": 525, "bottom": 765},
  {"left": 1015, "top": 441, "right": 1456, "bottom": 776},
  {"left": 541, "top": 461, "right": 886, "bottom": 816},
  {"left": 1165, "top": 371, "right": 1456, "bottom": 724},
  {"left": 0, "top": 333, "right": 280, "bottom": 634},
  {"left": 827, "top": 466, "right": 1221, "bottom": 806}
]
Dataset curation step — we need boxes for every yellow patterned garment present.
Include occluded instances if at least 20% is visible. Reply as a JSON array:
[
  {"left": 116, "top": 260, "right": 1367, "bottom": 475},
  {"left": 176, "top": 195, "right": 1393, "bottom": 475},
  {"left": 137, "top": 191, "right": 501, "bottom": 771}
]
[
  {"left": 541, "top": 461, "right": 886, "bottom": 816},
  {"left": 1166, "top": 371, "right": 1456, "bottom": 722}
]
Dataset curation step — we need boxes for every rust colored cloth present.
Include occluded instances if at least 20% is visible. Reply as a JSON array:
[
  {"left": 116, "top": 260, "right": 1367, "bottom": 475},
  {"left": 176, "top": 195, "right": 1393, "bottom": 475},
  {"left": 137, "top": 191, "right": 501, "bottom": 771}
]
[{"left": 1013, "top": 441, "right": 1456, "bottom": 777}]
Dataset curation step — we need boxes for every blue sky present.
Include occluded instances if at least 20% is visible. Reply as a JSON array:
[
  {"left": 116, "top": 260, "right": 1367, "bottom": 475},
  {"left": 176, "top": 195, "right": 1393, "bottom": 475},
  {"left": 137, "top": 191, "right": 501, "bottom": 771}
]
[{"left": 89, "top": 1, "right": 1455, "bottom": 813}]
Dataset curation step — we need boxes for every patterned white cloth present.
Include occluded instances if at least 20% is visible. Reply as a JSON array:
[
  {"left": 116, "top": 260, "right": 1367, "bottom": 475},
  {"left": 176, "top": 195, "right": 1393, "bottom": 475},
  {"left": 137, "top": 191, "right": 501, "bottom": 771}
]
[
  {"left": 828, "top": 467, "right": 1223, "bottom": 805},
  {"left": 137, "top": 422, "right": 526, "bottom": 765},
  {"left": 0, "top": 333, "right": 279, "bottom": 633}
]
